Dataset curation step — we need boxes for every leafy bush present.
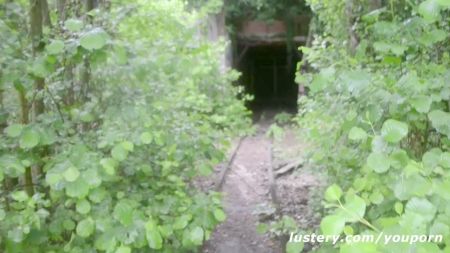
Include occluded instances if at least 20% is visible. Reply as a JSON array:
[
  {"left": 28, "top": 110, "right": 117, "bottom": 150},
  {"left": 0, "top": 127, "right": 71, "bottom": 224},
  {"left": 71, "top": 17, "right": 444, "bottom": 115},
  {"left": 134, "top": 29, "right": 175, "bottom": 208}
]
[
  {"left": 297, "top": 0, "right": 450, "bottom": 252},
  {"left": 0, "top": 0, "right": 249, "bottom": 252}
]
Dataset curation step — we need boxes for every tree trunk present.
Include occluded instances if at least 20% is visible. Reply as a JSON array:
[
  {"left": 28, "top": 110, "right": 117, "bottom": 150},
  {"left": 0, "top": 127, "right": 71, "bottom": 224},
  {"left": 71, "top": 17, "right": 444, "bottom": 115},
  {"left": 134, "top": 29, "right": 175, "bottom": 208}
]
[
  {"left": 17, "top": 84, "right": 34, "bottom": 196},
  {"left": 0, "top": 72, "right": 5, "bottom": 131},
  {"left": 345, "top": 0, "right": 359, "bottom": 55},
  {"left": 27, "top": 0, "right": 50, "bottom": 196},
  {"left": 370, "top": 0, "right": 382, "bottom": 10},
  {"left": 0, "top": 72, "right": 12, "bottom": 209},
  {"left": 81, "top": 0, "right": 95, "bottom": 101},
  {"left": 57, "top": 0, "right": 67, "bottom": 22},
  {"left": 30, "top": 0, "right": 46, "bottom": 117},
  {"left": 42, "top": 0, "right": 52, "bottom": 27},
  {"left": 86, "top": 0, "right": 95, "bottom": 12}
]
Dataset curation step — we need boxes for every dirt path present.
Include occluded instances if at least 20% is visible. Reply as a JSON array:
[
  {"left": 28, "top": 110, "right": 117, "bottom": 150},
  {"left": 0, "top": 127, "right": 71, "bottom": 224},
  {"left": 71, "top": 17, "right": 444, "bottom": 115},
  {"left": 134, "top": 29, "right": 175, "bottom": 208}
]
[
  {"left": 203, "top": 112, "right": 323, "bottom": 253},
  {"left": 204, "top": 124, "right": 280, "bottom": 253}
]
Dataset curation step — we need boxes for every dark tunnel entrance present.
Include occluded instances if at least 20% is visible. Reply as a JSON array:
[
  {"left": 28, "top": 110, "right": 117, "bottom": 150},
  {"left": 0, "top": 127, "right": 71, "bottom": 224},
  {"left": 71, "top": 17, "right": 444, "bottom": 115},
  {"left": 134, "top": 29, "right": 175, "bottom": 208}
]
[
  {"left": 236, "top": 43, "right": 299, "bottom": 112},
  {"left": 232, "top": 18, "right": 310, "bottom": 114}
]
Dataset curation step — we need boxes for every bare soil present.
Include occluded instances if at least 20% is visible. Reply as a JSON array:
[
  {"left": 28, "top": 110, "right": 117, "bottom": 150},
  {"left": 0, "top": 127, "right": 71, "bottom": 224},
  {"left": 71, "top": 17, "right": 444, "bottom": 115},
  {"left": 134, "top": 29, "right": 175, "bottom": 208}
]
[{"left": 201, "top": 111, "right": 324, "bottom": 253}]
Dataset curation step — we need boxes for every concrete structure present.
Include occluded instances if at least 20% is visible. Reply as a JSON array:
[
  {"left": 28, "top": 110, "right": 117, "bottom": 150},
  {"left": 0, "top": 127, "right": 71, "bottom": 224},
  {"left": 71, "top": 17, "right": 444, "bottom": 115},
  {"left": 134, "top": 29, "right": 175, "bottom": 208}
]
[{"left": 204, "top": 10, "right": 311, "bottom": 110}]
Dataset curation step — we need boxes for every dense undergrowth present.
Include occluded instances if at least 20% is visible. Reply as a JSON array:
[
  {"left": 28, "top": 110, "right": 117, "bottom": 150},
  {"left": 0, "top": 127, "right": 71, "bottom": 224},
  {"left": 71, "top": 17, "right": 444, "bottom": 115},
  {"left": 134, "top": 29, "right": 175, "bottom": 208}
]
[
  {"left": 0, "top": 0, "right": 249, "bottom": 252},
  {"left": 297, "top": 0, "right": 450, "bottom": 252}
]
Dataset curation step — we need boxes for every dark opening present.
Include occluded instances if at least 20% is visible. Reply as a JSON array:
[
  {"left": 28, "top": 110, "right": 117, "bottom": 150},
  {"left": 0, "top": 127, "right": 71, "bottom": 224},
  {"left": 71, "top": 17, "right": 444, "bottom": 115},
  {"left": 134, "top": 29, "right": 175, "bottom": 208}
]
[{"left": 236, "top": 42, "right": 299, "bottom": 113}]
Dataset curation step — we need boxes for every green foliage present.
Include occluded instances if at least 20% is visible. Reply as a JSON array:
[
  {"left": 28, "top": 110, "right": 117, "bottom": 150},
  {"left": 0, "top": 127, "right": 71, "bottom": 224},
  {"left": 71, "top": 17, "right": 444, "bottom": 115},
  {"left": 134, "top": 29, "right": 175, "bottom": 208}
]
[
  {"left": 224, "top": 0, "right": 309, "bottom": 22},
  {"left": 0, "top": 0, "right": 250, "bottom": 252},
  {"left": 297, "top": 0, "right": 450, "bottom": 252}
]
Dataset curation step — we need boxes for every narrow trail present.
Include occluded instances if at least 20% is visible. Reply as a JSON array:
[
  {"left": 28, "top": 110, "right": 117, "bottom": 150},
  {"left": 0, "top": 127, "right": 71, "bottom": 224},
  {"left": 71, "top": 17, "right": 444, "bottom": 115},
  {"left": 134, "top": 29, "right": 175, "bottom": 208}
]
[
  {"left": 204, "top": 122, "right": 281, "bottom": 253},
  {"left": 202, "top": 112, "right": 323, "bottom": 253}
]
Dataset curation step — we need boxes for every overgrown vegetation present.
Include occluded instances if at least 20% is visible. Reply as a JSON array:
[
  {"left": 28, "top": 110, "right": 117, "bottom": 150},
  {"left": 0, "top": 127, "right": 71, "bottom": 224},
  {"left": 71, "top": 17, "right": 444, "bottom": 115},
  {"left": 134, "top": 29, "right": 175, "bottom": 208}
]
[
  {"left": 0, "top": 0, "right": 249, "bottom": 252},
  {"left": 2, "top": 0, "right": 450, "bottom": 252},
  {"left": 298, "top": 0, "right": 450, "bottom": 252}
]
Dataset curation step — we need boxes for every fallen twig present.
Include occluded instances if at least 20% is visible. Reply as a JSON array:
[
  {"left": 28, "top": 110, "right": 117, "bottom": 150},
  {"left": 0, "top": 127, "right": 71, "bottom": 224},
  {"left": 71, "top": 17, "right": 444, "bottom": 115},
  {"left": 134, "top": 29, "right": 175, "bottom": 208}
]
[
  {"left": 268, "top": 139, "right": 278, "bottom": 207},
  {"left": 274, "top": 159, "right": 304, "bottom": 177},
  {"left": 215, "top": 136, "right": 245, "bottom": 191}
]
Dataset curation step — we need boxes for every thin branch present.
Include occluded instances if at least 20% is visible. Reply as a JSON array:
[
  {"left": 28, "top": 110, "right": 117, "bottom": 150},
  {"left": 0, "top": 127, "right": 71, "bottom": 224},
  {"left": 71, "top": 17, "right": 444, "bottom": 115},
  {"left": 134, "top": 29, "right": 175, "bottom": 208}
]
[{"left": 46, "top": 87, "right": 65, "bottom": 123}]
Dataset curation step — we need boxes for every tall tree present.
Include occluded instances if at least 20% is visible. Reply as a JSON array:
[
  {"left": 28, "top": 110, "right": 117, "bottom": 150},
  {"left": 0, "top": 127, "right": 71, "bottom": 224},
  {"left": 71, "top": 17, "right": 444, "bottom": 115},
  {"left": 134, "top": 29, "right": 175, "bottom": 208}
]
[
  {"left": 30, "top": 0, "right": 45, "bottom": 118},
  {"left": 27, "top": 0, "right": 51, "bottom": 195},
  {"left": 81, "top": 0, "right": 95, "bottom": 102}
]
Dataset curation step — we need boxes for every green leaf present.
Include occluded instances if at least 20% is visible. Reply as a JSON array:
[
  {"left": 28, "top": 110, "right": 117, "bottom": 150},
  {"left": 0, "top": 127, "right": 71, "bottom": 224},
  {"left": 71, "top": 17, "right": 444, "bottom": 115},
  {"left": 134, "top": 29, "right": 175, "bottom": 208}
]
[
  {"left": 66, "top": 178, "right": 90, "bottom": 198},
  {"left": 340, "top": 242, "right": 379, "bottom": 253},
  {"left": 100, "top": 158, "right": 117, "bottom": 175},
  {"left": 64, "top": 220, "right": 75, "bottom": 230},
  {"left": 373, "top": 42, "right": 407, "bottom": 56},
  {"left": 114, "top": 45, "right": 128, "bottom": 65},
  {"left": 309, "top": 67, "right": 334, "bottom": 94},
  {"left": 325, "top": 184, "right": 343, "bottom": 202},
  {"left": 390, "top": 149, "right": 409, "bottom": 169},
  {"left": 390, "top": 44, "right": 407, "bottom": 56},
  {"left": 256, "top": 223, "right": 269, "bottom": 234},
  {"left": 11, "top": 191, "right": 29, "bottom": 202},
  {"left": 267, "top": 123, "right": 284, "bottom": 140},
  {"left": 381, "top": 119, "right": 408, "bottom": 143},
  {"left": 29, "top": 57, "right": 52, "bottom": 78},
  {"left": 418, "top": 0, "right": 442, "bottom": 22},
  {"left": 113, "top": 201, "right": 133, "bottom": 226},
  {"left": 405, "top": 197, "right": 436, "bottom": 222},
  {"left": 394, "top": 174, "right": 431, "bottom": 200},
  {"left": 116, "top": 246, "right": 131, "bottom": 253},
  {"left": 343, "top": 225, "right": 354, "bottom": 235},
  {"left": 8, "top": 227, "right": 24, "bottom": 243},
  {"left": 65, "top": 19, "right": 83, "bottom": 32},
  {"left": 0, "top": 155, "right": 25, "bottom": 177},
  {"left": 366, "top": 152, "right": 390, "bottom": 173},
  {"left": 369, "top": 191, "right": 384, "bottom": 204},
  {"left": 435, "top": 179, "right": 450, "bottom": 199},
  {"left": 63, "top": 166, "right": 80, "bottom": 182},
  {"left": 95, "top": 232, "right": 117, "bottom": 251},
  {"left": 430, "top": 222, "right": 450, "bottom": 239},
  {"left": 348, "top": 127, "right": 367, "bottom": 141},
  {"left": 437, "top": 0, "right": 450, "bottom": 7},
  {"left": 145, "top": 220, "right": 163, "bottom": 249},
  {"left": 76, "top": 218, "right": 95, "bottom": 238},
  {"left": 190, "top": 226, "right": 204, "bottom": 245},
  {"left": 286, "top": 241, "right": 304, "bottom": 253},
  {"left": 76, "top": 199, "right": 91, "bottom": 214},
  {"left": 173, "top": 214, "right": 192, "bottom": 230},
  {"left": 320, "top": 215, "right": 345, "bottom": 236},
  {"left": 424, "top": 29, "right": 448, "bottom": 45},
  {"left": 46, "top": 40, "right": 65, "bottom": 54},
  {"left": 0, "top": 209, "right": 6, "bottom": 221},
  {"left": 439, "top": 152, "right": 450, "bottom": 168},
  {"left": 89, "top": 187, "right": 107, "bottom": 203},
  {"left": 19, "top": 128, "right": 40, "bottom": 149},
  {"left": 410, "top": 96, "right": 432, "bottom": 113},
  {"left": 340, "top": 195, "right": 366, "bottom": 222},
  {"left": 213, "top": 209, "right": 226, "bottom": 222},
  {"left": 80, "top": 28, "right": 108, "bottom": 50},
  {"left": 422, "top": 148, "right": 442, "bottom": 169},
  {"left": 394, "top": 202, "right": 403, "bottom": 215},
  {"left": 121, "top": 141, "right": 134, "bottom": 151},
  {"left": 4, "top": 124, "right": 23, "bottom": 137},
  {"left": 140, "top": 132, "right": 153, "bottom": 144},
  {"left": 341, "top": 70, "right": 371, "bottom": 94},
  {"left": 429, "top": 110, "right": 450, "bottom": 136},
  {"left": 198, "top": 164, "right": 213, "bottom": 176},
  {"left": 111, "top": 144, "right": 128, "bottom": 161},
  {"left": 373, "top": 41, "right": 390, "bottom": 53}
]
